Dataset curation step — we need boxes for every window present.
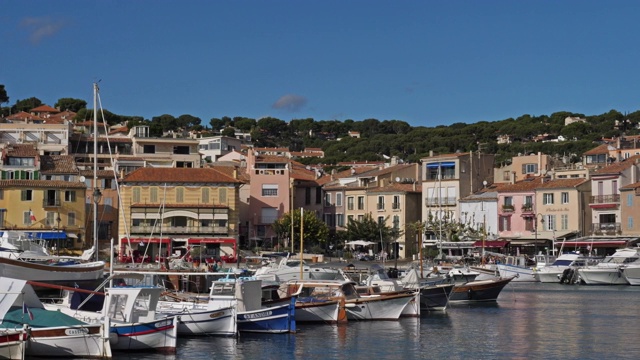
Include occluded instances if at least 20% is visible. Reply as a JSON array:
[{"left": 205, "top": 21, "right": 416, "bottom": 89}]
[
  {"left": 150, "top": 187, "right": 158, "bottom": 203},
  {"left": 324, "top": 193, "right": 331, "bottom": 207},
  {"left": 503, "top": 171, "right": 511, "bottom": 181},
  {"left": 377, "top": 196, "right": 385, "bottom": 210},
  {"left": 336, "top": 193, "right": 343, "bottom": 207},
  {"left": 173, "top": 146, "right": 190, "bottom": 154},
  {"left": 142, "top": 145, "right": 155, "bottom": 154},
  {"left": 392, "top": 195, "right": 400, "bottom": 209},
  {"left": 525, "top": 217, "right": 534, "bottom": 231},
  {"left": 0, "top": 189, "right": 3, "bottom": 200},
  {"left": 498, "top": 216, "right": 511, "bottom": 231},
  {"left": 348, "top": 215, "right": 354, "bottom": 223},
  {"left": 64, "top": 190, "right": 76, "bottom": 202},
  {"left": 219, "top": 188, "right": 227, "bottom": 203},
  {"left": 305, "top": 188, "right": 311, "bottom": 205},
  {"left": 262, "top": 184, "right": 278, "bottom": 197},
  {"left": 23, "top": 211, "right": 33, "bottom": 225},
  {"left": 357, "top": 196, "right": 365, "bottom": 210},
  {"left": 561, "top": 214, "right": 568, "bottom": 230},
  {"left": 522, "top": 163, "right": 538, "bottom": 174},
  {"left": 561, "top": 192, "right": 569, "bottom": 204},
  {"left": 347, "top": 197, "right": 354, "bottom": 210},
  {"left": 132, "top": 187, "right": 141, "bottom": 203},
  {"left": 543, "top": 193, "right": 554, "bottom": 205},
  {"left": 336, "top": 214, "right": 344, "bottom": 227},
  {"left": 377, "top": 216, "right": 385, "bottom": 225},
  {"left": 21, "top": 190, "right": 33, "bottom": 201},
  {"left": 358, "top": 214, "right": 364, "bottom": 222},
  {"left": 393, "top": 215, "right": 400, "bottom": 229},
  {"left": 324, "top": 213, "right": 335, "bottom": 227},
  {"left": 628, "top": 194, "right": 634, "bottom": 207},
  {"left": 176, "top": 187, "right": 184, "bottom": 203},
  {"left": 524, "top": 196, "right": 533, "bottom": 206},
  {"left": 544, "top": 215, "right": 556, "bottom": 231},
  {"left": 202, "top": 188, "right": 210, "bottom": 203},
  {"left": 176, "top": 161, "right": 193, "bottom": 168},
  {"left": 68, "top": 212, "right": 76, "bottom": 226},
  {"left": 261, "top": 208, "right": 278, "bottom": 224},
  {"left": 628, "top": 217, "right": 634, "bottom": 230},
  {"left": 315, "top": 187, "right": 322, "bottom": 204},
  {"left": 504, "top": 196, "right": 513, "bottom": 206},
  {"left": 46, "top": 212, "right": 56, "bottom": 227}
]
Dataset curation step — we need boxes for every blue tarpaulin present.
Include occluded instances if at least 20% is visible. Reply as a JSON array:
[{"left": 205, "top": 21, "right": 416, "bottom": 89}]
[{"left": 26, "top": 232, "right": 67, "bottom": 240}]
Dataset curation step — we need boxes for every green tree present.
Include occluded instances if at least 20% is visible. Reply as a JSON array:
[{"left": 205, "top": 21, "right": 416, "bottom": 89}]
[
  {"left": 55, "top": 98, "right": 87, "bottom": 112},
  {"left": 272, "top": 209, "right": 329, "bottom": 251},
  {"left": 209, "top": 118, "right": 226, "bottom": 131},
  {"left": 176, "top": 114, "right": 201, "bottom": 130},
  {"left": 0, "top": 85, "right": 8, "bottom": 105},
  {"left": 221, "top": 127, "right": 236, "bottom": 137},
  {"left": 233, "top": 117, "right": 256, "bottom": 132},
  {"left": 13, "top": 97, "right": 42, "bottom": 113},
  {"left": 344, "top": 213, "right": 399, "bottom": 247}
]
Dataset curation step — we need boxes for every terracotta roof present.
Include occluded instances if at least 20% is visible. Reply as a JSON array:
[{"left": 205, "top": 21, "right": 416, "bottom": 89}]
[
  {"left": 39, "top": 155, "right": 78, "bottom": 174},
  {"left": 109, "top": 126, "right": 129, "bottom": 135},
  {"left": 5, "top": 111, "right": 46, "bottom": 122},
  {"left": 48, "top": 110, "right": 76, "bottom": 121},
  {"left": 0, "top": 180, "right": 86, "bottom": 189},
  {"left": 497, "top": 177, "right": 544, "bottom": 192},
  {"left": 255, "top": 154, "right": 290, "bottom": 163},
  {"left": 535, "top": 178, "right": 588, "bottom": 189},
  {"left": 30, "top": 105, "right": 59, "bottom": 113},
  {"left": 593, "top": 155, "right": 640, "bottom": 175},
  {"left": 121, "top": 167, "right": 242, "bottom": 184},
  {"left": 79, "top": 170, "right": 115, "bottom": 178},
  {"left": 5, "top": 144, "right": 38, "bottom": 157},
  {"left": 620, "top": 181, "right": 640, "bottom": 190},
  {"left": 361, "top": 163, "right": 415, "bottom": 177},
  {"left": 421, "top": 152, "right": 470, "bottom": 160},
  {"left": 583, "top": 144, "right": 610, "bottom": 155}
]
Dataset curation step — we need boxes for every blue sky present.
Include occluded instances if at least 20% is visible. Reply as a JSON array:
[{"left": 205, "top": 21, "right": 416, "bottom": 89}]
[{"left": 2, "top": 1, "right": 640, "bottom": 127}]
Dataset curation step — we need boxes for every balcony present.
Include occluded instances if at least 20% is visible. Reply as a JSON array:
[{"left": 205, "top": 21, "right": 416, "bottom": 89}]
[
  {"left": 501, "top": 204, "right": 515, "bottom": 213},
  {"left": 591, "top": 222, "right": 621, "bottom": 235},
  {"left": 130, "top": 226, "right": 228, "bottom": 234},
  {"left": 521, "top": 204, "right": 534, "bottom": 213},
  {"left": 377, "top": 203, "right": 385, "bottom": 210},
  {"left": 392, "top": 202, "right": 400, "bottom": 210},
  {"left": 43, "top": 198, "right": 61, "bottom": 207},
  {"left": 425, "top": 197, "right": 457, "bottom": 206},
  {"left": 590, "top": 194, "right": 620, "bottom": 204}
]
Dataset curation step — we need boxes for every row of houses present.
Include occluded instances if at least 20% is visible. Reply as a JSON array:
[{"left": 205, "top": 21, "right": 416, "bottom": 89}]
[{"left": 3, "top": 105, "right": 640, "bottom": 261}]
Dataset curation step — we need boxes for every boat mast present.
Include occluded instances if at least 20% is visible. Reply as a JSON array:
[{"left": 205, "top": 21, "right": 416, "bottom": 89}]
[
  {"left": 299, "top": 207, "right": 304, "bottom": 279},
  {"left": 93, "top": 82, "right": 99, "bottom": 262}
]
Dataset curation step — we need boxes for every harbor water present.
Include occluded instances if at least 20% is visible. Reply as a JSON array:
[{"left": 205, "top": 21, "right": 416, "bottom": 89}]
[{"left": 112, "top": 282, "right": 640, "bottom": 360}]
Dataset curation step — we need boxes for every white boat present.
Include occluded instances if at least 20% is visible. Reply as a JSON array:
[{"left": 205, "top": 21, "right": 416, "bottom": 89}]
[
  {"left": 497, "top": 254, "right": 553, "bottom": 282},
  {"left": 621, "top": 262, "right": 640, "bottom": 285},
  {"left": 533, "top": 252, "right": 595, "bottom": 283},
  {"left": 0, "top": 327, "right": 28, "bottom": 360},
  {"left": 578, "top": 248, "right": 640, "bottom": 285},
  {"left": 0, "top": 232, "right": 105, "bottom": 285},
  {"left": 253, "top": 254, "right": 341, "bottom": 282},
  {"left": 0, "top": 277, "right": 111, "bottom": 358},
  {"left": 44, "top": 275, "right": 178, "bottom": 353},
  {"left": 156, "top": 300, "right": 237, "bottom": 336},
  {"left": 283, "top": 279, "right": 414, "bottom": 321},
  {"left": 401, "top": 268, "right": 454, "bottom": 311}
]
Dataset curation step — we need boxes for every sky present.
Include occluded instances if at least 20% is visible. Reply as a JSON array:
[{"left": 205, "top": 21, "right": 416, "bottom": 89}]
[{"left": 2, "top": 1, "right": 640, "bottom": 128}]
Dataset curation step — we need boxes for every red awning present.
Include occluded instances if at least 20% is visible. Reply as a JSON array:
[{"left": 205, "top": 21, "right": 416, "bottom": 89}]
[
  {"left": 187, "top": 238, "right": 236, "bottom": 244},
  {"left": 557, "top": 241, "right": 627, "bottom": 248},
  {"left": 123, "top": 237, "right": 171, "bottom": 244},
  {"left": 473, "top": 240, "right": 509, "bottom": 248}
]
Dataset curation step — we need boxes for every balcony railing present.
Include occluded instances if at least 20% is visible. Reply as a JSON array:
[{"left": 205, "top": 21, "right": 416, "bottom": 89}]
[
  {"left": 501, "top": 204, "right": 515, "bottom": 212},
  {"left": 130, "top": 226, "right": 228, "bottom": 234},
  {"left": 521, "top": 204, "right": 533, "bottom": 212},
  {"left": 425, "top": 197, "right": 457, "bottom": 206},
  {"left": 43, "top": 198, "right": 61, "bottom": 207},
  {"left": 590, "top": 194, "right": 620, "bottom": 204},
  {"left": 392, "top": 202, "right": 400, "bottom": 210},
  {"left": 591, "top": 222, "right": 621, "bottom": 235},
  {"left": 377, "top": 203, "right": 385, "bottom": 210}
]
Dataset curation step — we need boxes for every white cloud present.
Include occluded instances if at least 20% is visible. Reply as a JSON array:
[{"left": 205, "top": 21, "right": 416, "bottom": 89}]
[
  {"left": 272, "top": 94, "right": 307, "bottom": 113},
  {"left": 20, "top": 16, "right": 66, "bottom": 44}
]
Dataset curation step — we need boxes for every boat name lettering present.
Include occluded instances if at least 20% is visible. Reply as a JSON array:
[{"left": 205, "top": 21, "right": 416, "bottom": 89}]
[
  {"left": 209, "top": 311, "right": 224, "bottom": 318},
  {"left": 65, "top": 328, "right": 89, "bottom": 336},
  {"left": 244, "top": 311, "right": 272, "bottom": 319}
]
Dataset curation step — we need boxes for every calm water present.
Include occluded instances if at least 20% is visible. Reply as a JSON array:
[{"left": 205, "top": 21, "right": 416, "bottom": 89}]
[{"left": 113, "top": 283, "right": 640, "bottom": 360}]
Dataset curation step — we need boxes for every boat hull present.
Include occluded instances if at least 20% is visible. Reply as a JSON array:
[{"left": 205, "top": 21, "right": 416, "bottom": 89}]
[
  {"left": 578, "top": 268, "right": 627, "bottom": 285},
  {"left": 110, "top": 316, "right": 178, "bottom": 353},
  {"left": 345, "top": 293, "right": 414, "bottom": 321},
  {"left": 622, "top": 265, "right": 640, "bottom": 285},
  {"left": 295, "top": 299, "right": 344, "bottom": 323},
  {"left": 28, "top": 323, "right": 111, "bottom": 358},
  {"left": 157, "top": 304, "right": 237, "bottom": 336},
  {"left": 237, "top": 298, "right": 296, "bottom": 334},
  {"left": 496, "top": 264, "right": 537, "bottom": 282},
  {"left": 0, "top": 329, "right": 27, "bottom": 360},
  {"left": 449, "top": 277, "right": 514, "bottom": 303},
  {"left": 0, "top": 257, "right": 104, "bottom": 283},
  {"left": 419, "top": 284, "right": 454, "bottom": 311}
]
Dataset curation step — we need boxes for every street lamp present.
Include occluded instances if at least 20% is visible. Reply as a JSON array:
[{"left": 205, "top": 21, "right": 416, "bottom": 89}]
[
  {"left": 56, "top": 214, "right": 61, "bottom": 256},
  {"left": 93, "top": 188, "right": 102, "bottom": 262}
]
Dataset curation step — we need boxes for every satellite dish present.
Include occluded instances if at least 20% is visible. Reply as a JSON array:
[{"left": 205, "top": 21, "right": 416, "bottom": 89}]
[
  {"left": 482, "top": 180, "right": 488, "bottom": 187},
  {"left": 79, "top": 176, "right": 86, "bottom": 182},
  {"left": 395, "top": 177, "right": 401, "bottom": 183}
]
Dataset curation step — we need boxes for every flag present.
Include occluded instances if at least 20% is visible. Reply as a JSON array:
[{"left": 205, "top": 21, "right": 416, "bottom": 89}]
[
  {"left": 22, "top": 302, "right": 34, "bottom": 321},
  {"left": 29, "top": 209, "right": 36, "bottom": 222}
]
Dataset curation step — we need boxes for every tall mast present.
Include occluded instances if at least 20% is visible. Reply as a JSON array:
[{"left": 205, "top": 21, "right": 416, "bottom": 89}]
[{"left": 93, "top": 82, "right": 99, "bottom": 262}]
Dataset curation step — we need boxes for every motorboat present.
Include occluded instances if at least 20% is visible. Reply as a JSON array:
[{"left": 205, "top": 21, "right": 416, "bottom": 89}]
[
  {"left": 0, "top": 277, "right": 111, "bottom": 358},
  {"left": 533, "top": 252, "right": 596, "bottom": 283},
  {"left": 283, "top": 279, "right": 414, "bottom": 321},
  {"left": 155, "top": 298, "right": 237, "bottom": 336},
  {"left": 448, "top": 276, "right": 515, "bottom": 303},
  {"left": 43, "top": 274, "right": 178, "bottom": 353},
  {"left": 577, "top": 248, "right": 640, "bottom": 285},
  {"left": 402, "top": 268, "right": 454, "bottom": 311},
  {"left": 253, "top": 253, "right": 341, "bottom": 282},
  {"left": 269, "top": 282, "right": 346, "bottom": 324},
  {"left": 497, "top": 254, "right": 554, "bottom": 282},
  {"left": 621, "top": 262, "right": 640, "bottom": 285}
]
